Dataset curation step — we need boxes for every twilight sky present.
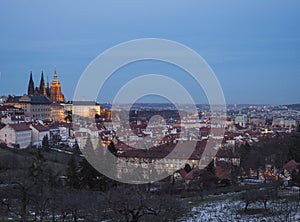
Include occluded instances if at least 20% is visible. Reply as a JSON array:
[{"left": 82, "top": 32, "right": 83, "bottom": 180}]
[{"left": 0, "top": 1, "right": 300, "bottom": 104}]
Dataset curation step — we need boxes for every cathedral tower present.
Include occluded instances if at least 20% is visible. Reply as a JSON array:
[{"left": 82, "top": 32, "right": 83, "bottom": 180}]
[
  {"left": 27, "top": 71, "right": 35, "bottom": 96},
  {"left": 26, "top": 68, "right": 65, "bottom": 102},
  {"left": 50, "top": 67, "right": 65, "bottom": 102},
  {"left": 39, "top": 71, "right": 47, "bottom": 96}
]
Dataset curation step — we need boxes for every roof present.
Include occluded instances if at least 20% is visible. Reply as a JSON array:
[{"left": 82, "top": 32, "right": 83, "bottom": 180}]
[
  {"left": 50, "top": 103, "right": 64, "bottom": 108},
  {"left": 175, "top": 169, "right": 187, "bottom": 178},
  {"left": 6, "top": 96, "right": 22, "bottom": 103},
  {"left": 28, "top": 96, "right": 51, "bottom": 104},
  {"left": 7, "top": 95, "right": 51, "bottom": 105},
  {"left": 0, "top": 105, "right": 21, "bottom": 111},
  {"left": 9, "top": 124, "right": 31, "bottom": 132},
  {"left": 31, "top": 124, "right": 49, "bottom": 132},
  {"left": 235, "top": 115, "right": 245, "bottom": 122},
  {"left": 284, "top": 160, "right": 300, "bottom": 172},
  {"left": 72, "top": 101, "right": 99, "bottom": 106},
  {"left": 48, "top": 122, "right": 70, "bottom": 129},
  {"left": 177, "top": 167, "right": 213, "bottom": 181},
  {"left": 185, "top": 166, "right": 200, "bottom": 180},
  {"left": 118, "top": 140, "right": 208, "bottom": 160}
]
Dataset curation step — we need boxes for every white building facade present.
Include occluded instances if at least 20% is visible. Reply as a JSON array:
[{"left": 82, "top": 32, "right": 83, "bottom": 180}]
[
  {"left": 30, "top": 124, "right": 50, "bottom": 147},
  {"left": 0, "top": 124, "right": 32, "bottom": 149}
]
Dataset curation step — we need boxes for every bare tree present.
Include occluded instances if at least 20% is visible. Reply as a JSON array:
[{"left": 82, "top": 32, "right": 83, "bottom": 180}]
[
  {"left": 240, "top": 185, "right": 278, "bottom": 211},
  {"left": 104, "top": 184, "right": 185, "bottom": 222}
]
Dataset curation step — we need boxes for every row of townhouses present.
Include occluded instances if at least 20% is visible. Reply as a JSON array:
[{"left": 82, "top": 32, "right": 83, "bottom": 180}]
[{"left": 0, "top": 122, "right": 70, "bottom": 149}]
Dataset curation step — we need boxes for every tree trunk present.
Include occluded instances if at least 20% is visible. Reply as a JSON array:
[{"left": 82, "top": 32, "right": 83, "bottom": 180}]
[
  {"left": 52, "top": 211, "right": 55, "bottom": 222},
  {"left": 61, "top": 212, "right": 66, "bottom": 222},
  {"left": 244, "top": 201, "right": 249, "bottom": 212},
  {"left": 263, "top": 200, "right": 267, "bottom": 209},
  {"left": 73, "top": 209, "right": 78, "bottom": 222}
]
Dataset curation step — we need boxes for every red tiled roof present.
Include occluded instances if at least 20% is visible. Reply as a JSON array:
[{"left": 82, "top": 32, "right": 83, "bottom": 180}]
[
  {"left": 175, "top": 169, "right": 187, "bottom": 178},
  {"left": 200, "top": 127, "right": 211, "bottom": 133},
  {"left": 47, "top": 122, "right": 71, "bottom": 129},
  {"left": 31, "top": 124, "right": 49, "bottom": 132},
  {"left": 116, "top": 141, "right": 134, "bottom": 151},
  {"left": 118, "top": 140, "right": 208, "bottom": 160},
  {"left": 9, "top": 124, "right": 31, "bottom": 132},
  {"left": 185, "top": 166, "right": 200, "bottom": 180},
  {"left": 284, "top": 160, "right": 300, "bottom": 172}
]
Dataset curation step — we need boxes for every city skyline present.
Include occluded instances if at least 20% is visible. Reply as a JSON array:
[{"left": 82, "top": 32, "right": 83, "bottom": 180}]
[{"left": 0, "top": 1, "right": 300, "bottom": 105}]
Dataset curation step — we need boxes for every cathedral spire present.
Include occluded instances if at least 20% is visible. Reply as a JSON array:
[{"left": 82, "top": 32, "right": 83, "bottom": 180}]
[
  {"left": 52, "top": 66, "right": 60, "bottom": 84},
  {"left": 39, "top": 71, "right": 47, "bottom": 95},
  {"left": 54, "top": 66, "right": 58, "bottom": 79},
  {"left": 27, "top": 71, "right": 34, "bottom": 96}
]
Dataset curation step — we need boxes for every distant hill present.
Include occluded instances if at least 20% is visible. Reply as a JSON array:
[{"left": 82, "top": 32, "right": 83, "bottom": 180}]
[{"left": 286, "top": 104, "right": 300, "bottom": 111}]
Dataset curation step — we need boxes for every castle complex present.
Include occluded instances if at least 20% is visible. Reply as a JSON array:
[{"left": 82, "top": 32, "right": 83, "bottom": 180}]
[{"left": 27, "top": 68, "right": 65, "bottom": 102}]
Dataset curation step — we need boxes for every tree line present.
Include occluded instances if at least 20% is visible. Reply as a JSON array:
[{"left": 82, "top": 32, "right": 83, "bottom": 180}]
[{"left": 0, "top": 138, "right": 186, "bottom": 222}]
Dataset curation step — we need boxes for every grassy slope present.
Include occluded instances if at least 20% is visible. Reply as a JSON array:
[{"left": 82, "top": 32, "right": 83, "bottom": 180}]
[{"left": 0, "top": 146, "right": 70, "bottom": 176}]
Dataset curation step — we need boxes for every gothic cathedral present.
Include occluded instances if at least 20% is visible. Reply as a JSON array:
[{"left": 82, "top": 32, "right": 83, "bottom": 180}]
[{"left": 27, "top": 68, "right": 65, "bottom": 102}]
